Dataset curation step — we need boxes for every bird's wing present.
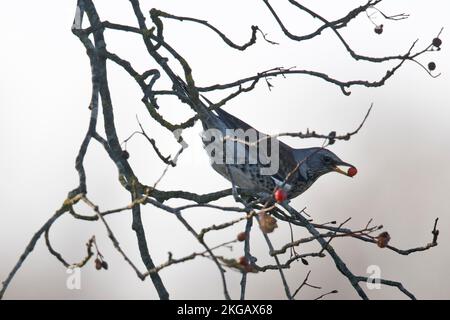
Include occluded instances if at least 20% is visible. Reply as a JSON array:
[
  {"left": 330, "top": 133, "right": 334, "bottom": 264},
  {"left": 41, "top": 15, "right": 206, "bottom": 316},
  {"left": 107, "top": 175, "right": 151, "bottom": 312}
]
[
  {"left": 214, "top": 108, "right": 255, "bottom": 132},
  {"left": 215, "top": 108, "right": 299, "bottom": 183}
]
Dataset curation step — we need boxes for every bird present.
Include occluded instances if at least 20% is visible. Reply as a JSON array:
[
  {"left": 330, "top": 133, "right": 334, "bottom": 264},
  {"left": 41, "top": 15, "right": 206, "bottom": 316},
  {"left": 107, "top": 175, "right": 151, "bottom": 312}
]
[{"left": 200, "top": 106, "right": 356, "bottom": 201}]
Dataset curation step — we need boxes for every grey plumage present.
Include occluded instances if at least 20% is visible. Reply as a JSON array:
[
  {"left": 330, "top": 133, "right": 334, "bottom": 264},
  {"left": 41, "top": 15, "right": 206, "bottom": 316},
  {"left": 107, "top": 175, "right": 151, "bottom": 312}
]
[{"left": 199, "top": 105, "right": 355, "bottom": 200}]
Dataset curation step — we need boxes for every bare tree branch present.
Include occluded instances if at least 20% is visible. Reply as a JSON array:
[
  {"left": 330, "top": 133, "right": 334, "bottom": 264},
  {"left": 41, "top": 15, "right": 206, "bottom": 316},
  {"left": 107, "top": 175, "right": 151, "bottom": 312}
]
[{"left": 1, "top": 0, "right": 443, "bottom": 301}]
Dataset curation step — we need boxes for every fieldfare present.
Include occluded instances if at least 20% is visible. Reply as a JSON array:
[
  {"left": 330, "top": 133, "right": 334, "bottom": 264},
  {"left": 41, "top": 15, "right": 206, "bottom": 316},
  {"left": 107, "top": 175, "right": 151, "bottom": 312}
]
[{"left": 200, "top": 107, "right": 356, "bottom": 200}]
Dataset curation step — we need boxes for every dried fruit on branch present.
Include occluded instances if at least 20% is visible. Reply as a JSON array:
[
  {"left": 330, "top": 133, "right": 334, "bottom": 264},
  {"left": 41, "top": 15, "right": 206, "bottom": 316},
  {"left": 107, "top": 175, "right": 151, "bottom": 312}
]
[
  {"left": 432, "top": 37, "right": 442, "bottom": 48},
  {"left": 374, "top": 25, "right": 383, "bottom": 34},
  {"left": 258, "top": 212, "right": 278, "bottom": 233},
  {"left": 428, "top": 62, "right": 436, "bottom": 71},
  {"left": 376, "top": 231, "right": 391, "bottom": 248},
  {"left": 237, "top": 232, "right": 246, "bottom": 242}
]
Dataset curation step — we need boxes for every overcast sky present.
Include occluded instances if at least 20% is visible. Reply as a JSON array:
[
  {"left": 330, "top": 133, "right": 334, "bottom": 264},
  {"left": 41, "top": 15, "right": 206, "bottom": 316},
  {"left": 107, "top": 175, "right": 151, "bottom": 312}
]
[{"left": 1, "top": 0, "right": 449, "bottom": 299}]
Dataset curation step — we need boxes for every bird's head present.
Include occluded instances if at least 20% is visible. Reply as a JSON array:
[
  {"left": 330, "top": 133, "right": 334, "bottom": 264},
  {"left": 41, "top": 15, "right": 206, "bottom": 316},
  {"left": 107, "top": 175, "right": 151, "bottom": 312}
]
[{"left": 295, "top": 148, "right": 356, "bottom": 181}]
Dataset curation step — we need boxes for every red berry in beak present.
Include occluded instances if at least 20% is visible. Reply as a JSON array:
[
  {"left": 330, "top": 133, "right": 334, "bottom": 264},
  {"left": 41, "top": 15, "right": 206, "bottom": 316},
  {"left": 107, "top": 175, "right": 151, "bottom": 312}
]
[
  {"left": 347, "top": 167, "right": 357, "bottom": 177},
  {"left": 274, "top": 189, "right": 288, "bottom": 203}
]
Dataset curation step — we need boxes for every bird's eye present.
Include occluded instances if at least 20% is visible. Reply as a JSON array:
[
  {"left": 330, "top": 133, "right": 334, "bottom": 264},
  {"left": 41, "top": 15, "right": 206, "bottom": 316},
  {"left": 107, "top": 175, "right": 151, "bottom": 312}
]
[{"left": 323, "top": 156, "right": 332, "bottom": 164}]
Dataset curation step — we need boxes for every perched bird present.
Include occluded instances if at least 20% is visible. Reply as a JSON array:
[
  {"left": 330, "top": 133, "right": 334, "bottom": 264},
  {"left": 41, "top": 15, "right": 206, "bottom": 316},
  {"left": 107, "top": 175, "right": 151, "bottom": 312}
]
[{"left": 200, "top": 107, "right": 356, "bottom": 200}]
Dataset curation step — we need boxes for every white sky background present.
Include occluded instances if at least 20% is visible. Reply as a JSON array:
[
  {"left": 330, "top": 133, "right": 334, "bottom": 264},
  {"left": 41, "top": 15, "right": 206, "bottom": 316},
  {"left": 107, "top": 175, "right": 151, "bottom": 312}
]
[{"left": 0, "top": 0, "right": 449, "bottom": 299}]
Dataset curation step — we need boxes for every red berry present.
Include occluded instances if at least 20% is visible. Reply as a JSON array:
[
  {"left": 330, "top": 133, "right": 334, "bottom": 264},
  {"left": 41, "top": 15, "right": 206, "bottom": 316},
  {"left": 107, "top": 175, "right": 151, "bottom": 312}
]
[
  {"left": 432, "top": 38, "right": 442, "bottom": 47},
  {"left": 274, "top": 189, "right": 287, "bottom": 203},
  {"left": 347, "top": 167, "right": 357, "bottom": 177},
  {"left": 238, "top": 256, "right": 248, "bottom": 267},
  {"left": 237, "top": 232, "right": 246, "bottom": 242},
  {"left": 428, "top": 62, "right": 436, "bottom": 71}
]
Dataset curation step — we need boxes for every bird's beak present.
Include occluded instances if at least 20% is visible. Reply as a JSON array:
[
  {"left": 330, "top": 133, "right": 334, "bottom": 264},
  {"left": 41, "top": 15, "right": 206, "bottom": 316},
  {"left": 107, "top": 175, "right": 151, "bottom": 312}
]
[{"left": 332, "top": 161, "right": 354, "bottom": 177}]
